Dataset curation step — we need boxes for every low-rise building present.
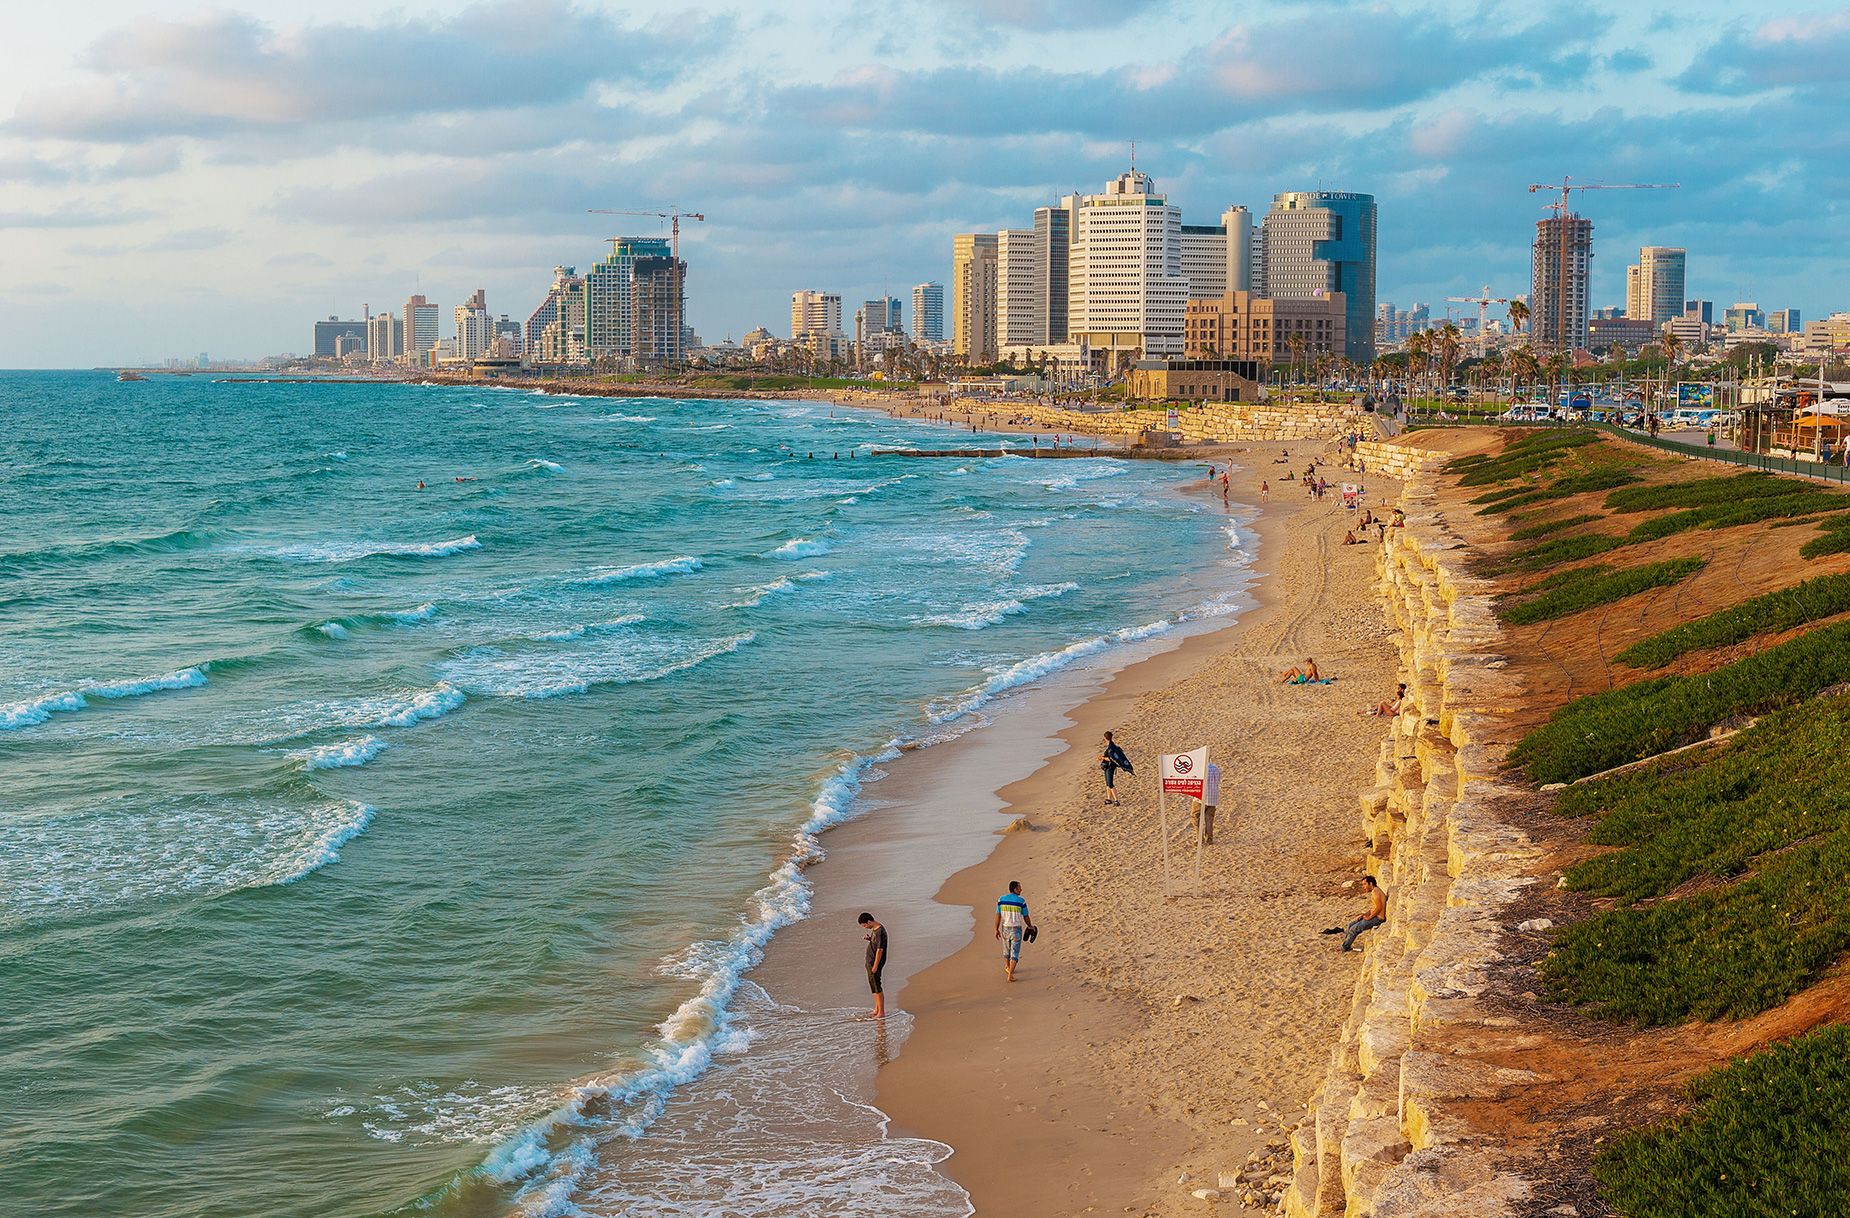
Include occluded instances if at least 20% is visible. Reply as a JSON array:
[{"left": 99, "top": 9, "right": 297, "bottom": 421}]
[
  {"left": 1588, "top": 316, "right": 1660, "bottom": 351},
  {"left": 1184, "top": 291, "right": 1346, "bottom": 364},
  {"left": 1128, "top": 357, "right": 1263, "bottom": 404}
]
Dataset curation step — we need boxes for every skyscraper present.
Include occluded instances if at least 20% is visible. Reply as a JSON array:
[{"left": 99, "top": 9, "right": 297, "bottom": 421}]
[
  {"left": 790, "top": 290, "right": 843, "bottom": 338},
  {"left": 1032, "top": 200, "right": 1074, "bottom": 344},
  {"left": 366, "top": 310, "right": 403, "bottom": 360},
  {"left": 1634, "top": 247, "right": 1687, "bottom": 327},
  {"left": 313, "top": 316, "right": 367, "bottom": 358},
  {"left": 454, "top": 289, "right": 493, "bottom": 360},
  {"left": 631, "top": 255, "right": 687, "bottom": 363},
  {"left": 1067, "top": 170, "right": 1187, "bottom": 363},
  {"left": 951, "top": 232, "right": 998, "bottom": 364},
  {"left": 1531, "top": 215, "right": 1594, "bottom": 351},
  {"left": 1260, "top": 190, "right": 1377, "bottom": 364},
  {"left": 912, "top": 282, "right": 945, "bottom": 344},
  {"left": 525, "top": 267, "right": 585, "bottom": 357},
  {"left": 403, "top": 295, "right": 439, "bottom": 364},
  {"left": 587, "top": 237, "right": 673, "bottom": 358},
  {"left": 996, "top": 228, "right": 1043, "bottom": 350}
]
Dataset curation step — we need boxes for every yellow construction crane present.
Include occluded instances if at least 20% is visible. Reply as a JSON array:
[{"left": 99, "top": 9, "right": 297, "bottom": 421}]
[
  {"left": 1524, "top": 178, "right": 1679, "bottom": 351},
  {"left": 586, "top": 207, "right": 707, "bottom": 262},
  {"left": 1446, "top": 285, "right": 1514, "bottom": 357}
]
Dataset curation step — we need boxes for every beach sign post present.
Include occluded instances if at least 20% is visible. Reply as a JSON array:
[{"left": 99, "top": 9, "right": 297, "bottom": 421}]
[{"left": 1159, "top": 747, "right": 1208, "bottom": 899}]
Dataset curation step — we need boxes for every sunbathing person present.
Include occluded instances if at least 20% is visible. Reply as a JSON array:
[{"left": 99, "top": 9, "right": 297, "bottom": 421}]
[
  {"left": 1363, "top": 683, "right": 1408, "bottom": 716},
  {"left": 1342, "top": 529, "right": 1360, "bottom": 545},
  {"left": 1281, "top": 658, "right": 1324, "bottom": 684}
]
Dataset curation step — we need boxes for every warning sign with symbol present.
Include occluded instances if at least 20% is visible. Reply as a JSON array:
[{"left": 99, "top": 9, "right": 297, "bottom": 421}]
[{"left": 1161, "top": 747, "right": 1209, "bottom": 798}]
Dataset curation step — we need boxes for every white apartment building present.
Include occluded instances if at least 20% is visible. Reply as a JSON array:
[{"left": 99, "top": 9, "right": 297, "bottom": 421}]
[
  {"left": 951, "top": 233, "right": 998, "bottom": 364},
  {"left": 454, "top": 289, "right": 493, "bottom": 361},
  {"left": 790, "top": 290, "right": 843, "bottom": 338},
  {"left": 996, "top": 228, "right": 1045, "bottom": 350},
  {"left": 1067, "top": 170, "right": 1188, "bottom": 362}
]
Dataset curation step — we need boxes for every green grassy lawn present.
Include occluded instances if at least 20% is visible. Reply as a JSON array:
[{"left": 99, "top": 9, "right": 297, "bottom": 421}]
[{"left": 1594, "top": 1023, "right": 1850, "bottom": 1216}]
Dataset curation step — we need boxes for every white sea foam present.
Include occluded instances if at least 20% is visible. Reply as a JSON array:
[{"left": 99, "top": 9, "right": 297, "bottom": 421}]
[
  {"left": 439, "top": 634, "right": 752, "bottom": 700},
  {"left": 576, "top": 556, "right": 703, "bottom": 585},
  {"left": 745, "top": 473, "right": 776, "bottom": 481},
  {"left": 709, "top": 478, "right": 736, "bottom": 489},
  {"left": 266, "top": 683, "right": 465, "bottom": 740},
  {"left": 602, "top": 413, "right": 658, "bottom": 423},
  {"left": 0, "top": 666, "right": 207, "bottom": 731},
  {"left": 913, "top": 582, "right": 1078, "bottom": 630},
  {"left": 318, "top": 622, "right": 350, "bottom": 640},
  {"left": 530, "top": 614, "right": 646, "bottom": 642},
  {"left": 927, "top": 617, "right": 1174, "bottom": 724},
  {"left": 290, "top": 736, "right": 388, "bottom": 771},
  {"left": 723, "top": 577, "right": 794, "bottom": 609},
  {"left": 526, "top": 459, "right": 565, "bottom": 473},
  {"left": 391, "top": 603, "right": 438, "bottom": 624},
  {"left": 257, "top": 535, "right": 481, "bottom": 563},
  {"left": 770, "top": 537, "right": 832, "bottom": 560},
  {"left": 466, "top": 736, "right": 907, "bottom": 1214},
  {"left": 0, "top": 795, "right": 375, "bottom": 922}
]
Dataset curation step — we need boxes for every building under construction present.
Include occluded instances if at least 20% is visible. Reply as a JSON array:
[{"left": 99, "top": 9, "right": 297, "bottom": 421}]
[{"left": 1531, "top": 214, "right": 1594, "bottom": 352}]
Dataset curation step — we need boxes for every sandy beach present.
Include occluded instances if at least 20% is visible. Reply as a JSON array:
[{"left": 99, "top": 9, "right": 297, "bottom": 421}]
[{"left": 744, "top": 425, "right": 1407, "bottom": 1214}]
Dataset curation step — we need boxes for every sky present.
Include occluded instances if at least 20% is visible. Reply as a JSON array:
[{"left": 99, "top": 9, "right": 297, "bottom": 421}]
[{"left": 1, "top": 0, "right": 1846, "bottom": 367}]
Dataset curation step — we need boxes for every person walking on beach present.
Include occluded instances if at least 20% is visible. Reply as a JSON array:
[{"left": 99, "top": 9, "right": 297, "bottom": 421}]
[
  {"left": 1099, "top": 731, "right": 1134, "bottom": 805},
  {"left": 1261, "top": 480, "right": 1269, "bottom": 502},
  {"left": 857, "top": 912, "right": 888, "bottom": 1019},
  {"left": 1334, "top": 876, "right": 1387, "bottom": 952},
  {"left": 995, "top": 881, "right": 1036, "bottom": 982}
]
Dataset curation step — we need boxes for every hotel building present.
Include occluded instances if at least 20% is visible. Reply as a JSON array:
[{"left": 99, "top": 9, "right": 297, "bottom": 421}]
[
  {"left": 952, "top": 233, "right": 999, "bottom": 364},
  {"left": 1067, "top": 170, "right": 1188, "bottom": 364},
  {"left": 1260, "top": 191, "right": 1376, "bottom": 364}
]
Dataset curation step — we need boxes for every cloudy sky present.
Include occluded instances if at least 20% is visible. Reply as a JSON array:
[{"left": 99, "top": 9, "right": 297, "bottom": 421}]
[{"left": 1, "top": 0, "right": 1845, "bottom": 366}]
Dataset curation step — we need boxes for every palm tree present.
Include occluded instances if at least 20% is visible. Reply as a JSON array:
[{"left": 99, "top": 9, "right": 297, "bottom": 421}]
[
  {"left": 1287, "top": 335, "right": 1307, "bottom": 387},
  {"left": 1437, "top": 322, "right": 1463, "bottom": 390},
  {"left": 1407, "top": 330, "right": 1431, "bottom": 406},
  {"left": 1508, "top": 298, "right": 1530, "bottom": 341}
]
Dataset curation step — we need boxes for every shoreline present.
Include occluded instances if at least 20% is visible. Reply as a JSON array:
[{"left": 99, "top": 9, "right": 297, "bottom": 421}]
[{"left": 857, "top": 443, "right": 1406, "bottom": 1213}]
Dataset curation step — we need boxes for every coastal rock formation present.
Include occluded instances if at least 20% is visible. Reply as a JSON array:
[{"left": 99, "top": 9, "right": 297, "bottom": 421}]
[{"left": 1283, "top": 455, "right": 1546, "bottom": 1217}]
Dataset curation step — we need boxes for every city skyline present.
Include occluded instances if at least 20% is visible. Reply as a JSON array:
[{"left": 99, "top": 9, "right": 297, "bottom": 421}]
[{"left": 1, "top": 0, "right": 1846, "bottom": 367}]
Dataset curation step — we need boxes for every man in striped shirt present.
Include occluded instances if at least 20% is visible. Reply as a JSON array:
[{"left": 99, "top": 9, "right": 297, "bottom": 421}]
[{"left": 994, "top": 881, "right": 1036, "bottom": 982}]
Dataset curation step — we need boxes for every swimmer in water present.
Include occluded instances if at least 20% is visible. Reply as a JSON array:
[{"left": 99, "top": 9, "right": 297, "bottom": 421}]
[{"left": 417, "top": 481, "right": 425, "bottom": 489}]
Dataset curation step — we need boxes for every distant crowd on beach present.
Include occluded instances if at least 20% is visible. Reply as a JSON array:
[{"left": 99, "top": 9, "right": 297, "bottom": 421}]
[{"left": 852, "top": 436, "right": 1409, "bottom": 1017}]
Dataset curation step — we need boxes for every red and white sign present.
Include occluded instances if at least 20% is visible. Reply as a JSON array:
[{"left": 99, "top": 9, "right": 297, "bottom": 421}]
[{"left": 1161, "top": 747, "right": 1208, "bottom": 799}]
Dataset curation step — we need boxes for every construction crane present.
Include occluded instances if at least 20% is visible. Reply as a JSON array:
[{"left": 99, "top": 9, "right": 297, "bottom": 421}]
[
  {"left": 586, "top": 207, "right": 706, "bottom": 262},
  {"left": 1524, "top": 178, "right": 1679, "bottom": 352},
  {"left": 1446, "top": 285, "right": 1514, "bottom": 357}
]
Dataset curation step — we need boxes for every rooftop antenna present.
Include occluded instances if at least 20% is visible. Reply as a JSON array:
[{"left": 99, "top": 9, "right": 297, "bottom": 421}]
[{"left": 1130, "top": 139, "right": 1135, "bottom": 173}]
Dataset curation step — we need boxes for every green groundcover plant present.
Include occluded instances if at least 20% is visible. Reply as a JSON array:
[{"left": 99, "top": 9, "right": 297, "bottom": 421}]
[
  {"left": 1617, "top": 573, "right": 1850, "bottom": 668},
  {"left": 1510, "top": 619, "right": 1850, "bottom": 784},
  {"left": 1544, "top": 695, "right": 1850, "bottom": 1023},
  {"left": 1497, "top": 558, "right": 1703, "bottom": 626},
  {"left": 1509, "top": 513, "right": 1599, "bottom": 541},
  {"left": 1802, "top": 514, "right": 1850, "bottom": 560},
  {"left": 1594, "top": 1024, "right": 1850, "bottom": 1216}
]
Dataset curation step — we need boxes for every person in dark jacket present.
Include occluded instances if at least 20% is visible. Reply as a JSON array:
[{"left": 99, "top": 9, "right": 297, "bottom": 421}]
[{"left": 1099, "top": 731, "right": 1134, "bottom": 805}]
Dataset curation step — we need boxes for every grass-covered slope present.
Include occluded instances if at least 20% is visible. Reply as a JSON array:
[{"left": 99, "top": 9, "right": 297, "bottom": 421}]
[{"left": 1616, "top": 573, "right": 1850, "bottom": 669}]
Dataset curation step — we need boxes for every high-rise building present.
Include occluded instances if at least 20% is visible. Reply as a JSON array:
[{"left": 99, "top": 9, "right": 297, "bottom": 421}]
[
  {"left": 366, "top": 310, "right": 403, "bottom": 361},
  {"left": 1259, "top": 190, "right": 1377, "bottom": 364},
  {"left": 1067, "top": 170, "right": 1187, "bottom": 363},
  {"left": 996, "top": 228, "right": 1044, "bottom": 350},
  {"left": 1032, "top": 200, "right": 1074, "bottom": 344},
  {"left": 454, "top": 289, "right": 493, "bottom": 360},
  {"left": 1724, "top": 302, "right": 1766, "bottom": 332},
  {"left": 1767, "top": 308, "right": 1802, "bottom": 334},
  {"left": 912, "top": 282, "right": 945, "bottom": 344},
  {"left": 587, "top": 237, "right": 673, "bottom": 358},
  {"left": 313, "top": 316, "right": 367, "bottom": 358},
  {"left": 1627, "top": 247, "right": 1687, "bottom": 326},
  {"left": 1531, "top": 215, "right": 1594, "bottom": 351},
  {"left": 1684, "top": 299, "right": 1714, "bottom": 325},
  {"left": 402, "top": 295, "right": 439, "bottom": 363},
  {"left": 859, "top": 296, "right": 902, "bottom": 335},
  {"left": 524, "top": 267, "right": 585, "bottom": 357},
  {"left": 790, "top": 290, "right": 843, "bottom": 338},
  {"left": 631, "top": 255, "right": 687, "bottom": 363},
  {"left": 951, "top": 232, "right": 999, "bottom": 364}
]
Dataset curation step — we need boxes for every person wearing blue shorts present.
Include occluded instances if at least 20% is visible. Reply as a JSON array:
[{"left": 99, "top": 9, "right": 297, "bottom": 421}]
[{"left": 994, "top": 881, "right": 1036, "bottom": 982}]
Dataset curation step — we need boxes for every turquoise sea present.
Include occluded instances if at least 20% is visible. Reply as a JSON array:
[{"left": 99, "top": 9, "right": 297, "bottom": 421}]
[{"left": 0, "top": 371, "right": 1249, "bottom": 1216}]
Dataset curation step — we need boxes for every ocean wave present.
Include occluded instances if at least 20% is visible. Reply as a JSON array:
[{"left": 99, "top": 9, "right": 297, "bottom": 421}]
[
  {"left": 265, "top": 683, "right": 465, "bottom": 740},
  {"left": 524, "top": 459, "right": 566, "bottom": 474},
  {"left": 438, "top": 633, "right": 752, "bottom": 701},
  {"left": 602, "top": 413, "right": 658, "bottom": 423},
  {"left": 289, "top": 735, "right": 388, "bottom": 770},
  {"left": 574, "top": 556, "right": 703, "bottom": 585},
  {"left": 255, "top": 535, "right": 481, "bottom": 563},
  {"left": 0, "top": 793, "right": 375, "bottom": 924},
  {"left": 0, "top": 666, "right": 208, "bottom": 732},
  {"left": 709, "top": 478, "right": 736, "bottom": 490},
  {"left": 912, "top": 582, "right": 1078, "bottom": 630},
  {"left": 770, "top": 537, "right": 832, "bottom": 560},
  {"left": 927, "top": 617, "right": 1174, "bottom": 724},
  {"left": 0, "top": 526, "right": 218, "bottom": 572},
  {"left": 308, "top": 603, "right": 439, "bottom": 640},
  {"left": 458, "top": 737, "right": 905, "bottom": 1214},
  {"left": 530, "top": 614, "right": 646, "bottom": 642}
]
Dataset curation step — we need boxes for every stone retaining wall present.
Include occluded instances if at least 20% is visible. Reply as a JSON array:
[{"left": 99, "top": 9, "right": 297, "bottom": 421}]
[
  {"left": 957, "top": 400, "right": 1367, "bottom": 445},
  {"left": 1348, "top": 441, "right": 1447, "bottom": 483},
  {"left": 1282, "top": 467, "right": 1546, "bottom": 1217}
]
